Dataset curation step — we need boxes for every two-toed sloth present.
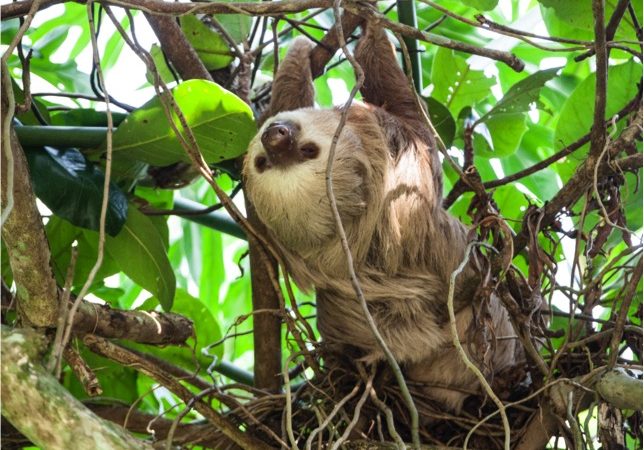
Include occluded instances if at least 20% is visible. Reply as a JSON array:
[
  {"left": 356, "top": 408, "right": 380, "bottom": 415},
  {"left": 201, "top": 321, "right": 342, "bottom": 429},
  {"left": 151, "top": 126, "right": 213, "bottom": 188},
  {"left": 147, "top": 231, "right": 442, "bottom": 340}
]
[{"left": 243, "top": 24, "right": 520, "bottom": 411}]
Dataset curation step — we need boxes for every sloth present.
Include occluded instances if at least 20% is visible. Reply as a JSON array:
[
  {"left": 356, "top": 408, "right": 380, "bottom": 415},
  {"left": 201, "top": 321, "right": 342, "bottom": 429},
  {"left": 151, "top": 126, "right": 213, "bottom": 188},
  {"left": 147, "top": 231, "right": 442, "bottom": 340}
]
[{"left": 243, "top": 24, "right": 519, "bottom": 411}]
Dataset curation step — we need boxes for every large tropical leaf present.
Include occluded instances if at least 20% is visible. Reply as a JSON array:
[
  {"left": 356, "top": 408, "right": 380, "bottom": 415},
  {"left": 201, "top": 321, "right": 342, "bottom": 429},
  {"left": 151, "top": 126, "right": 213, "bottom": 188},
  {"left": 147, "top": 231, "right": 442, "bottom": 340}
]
[{"left": 109, "top": 80, "right": 256, "bottom": 166}]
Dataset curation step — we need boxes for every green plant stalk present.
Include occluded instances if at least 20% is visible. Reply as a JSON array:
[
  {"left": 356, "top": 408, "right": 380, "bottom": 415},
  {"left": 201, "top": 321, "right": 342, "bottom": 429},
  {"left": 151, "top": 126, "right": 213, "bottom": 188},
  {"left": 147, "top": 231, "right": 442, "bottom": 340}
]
[
  {"left": 214, "top": 360, "right": 254, "bottom": 386},
  {"left": 173, "top": 197, "right": 246, "bottom": 240},
  {"left": 15, "top": 125, "right": 107, "bottom": 149},
  {"left": 397, "top": 0, "right": 422, "bottom": 92}
]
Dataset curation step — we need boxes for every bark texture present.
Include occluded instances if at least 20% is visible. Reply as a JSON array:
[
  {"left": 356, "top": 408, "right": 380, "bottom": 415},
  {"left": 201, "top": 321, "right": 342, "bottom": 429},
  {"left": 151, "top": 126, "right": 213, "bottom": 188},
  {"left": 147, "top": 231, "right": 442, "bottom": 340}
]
[
  {"left": 1, "top": 90, "right": 58, "bottom": 327},
  {"left": 1, "top": 326, "right": 153, "bottom": 450}
]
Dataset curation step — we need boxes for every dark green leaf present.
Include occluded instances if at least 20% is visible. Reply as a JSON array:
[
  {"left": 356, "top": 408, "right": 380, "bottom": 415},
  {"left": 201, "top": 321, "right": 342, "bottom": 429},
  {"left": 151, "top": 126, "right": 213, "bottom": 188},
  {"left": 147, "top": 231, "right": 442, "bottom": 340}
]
[
  {"left": 110, "top": 80, "right": 256, "bottom": 166},
  {"left": 105, "top": 206, "right": 176, "bottom": 310},
  {"left": 25, "top": 147, "right": 128, "bottom": 236},
  {"left": 478, "top": 67, "right": 560, "bottom": 123},
  {"left": 425, "top": 97, "right": 456, "bottom": 147},
  {"left": 45, "top": 217, "right": 121, "bottom": 289},
  {"left": 180, "top": 15, "right": 234, "bottom": 70},
  {"left": 50, "top": 109, "right": 128, "bottom": 127}
]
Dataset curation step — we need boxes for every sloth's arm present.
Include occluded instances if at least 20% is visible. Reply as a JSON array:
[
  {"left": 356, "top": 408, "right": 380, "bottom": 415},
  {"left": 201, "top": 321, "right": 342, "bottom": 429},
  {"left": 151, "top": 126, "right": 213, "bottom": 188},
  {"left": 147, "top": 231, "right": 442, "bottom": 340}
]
[
  {"left": 261, "top": 37, "right": 315, "bottom": 124},
  {"left": 354, "top": 24, "right": 420, "bottom": 124}
]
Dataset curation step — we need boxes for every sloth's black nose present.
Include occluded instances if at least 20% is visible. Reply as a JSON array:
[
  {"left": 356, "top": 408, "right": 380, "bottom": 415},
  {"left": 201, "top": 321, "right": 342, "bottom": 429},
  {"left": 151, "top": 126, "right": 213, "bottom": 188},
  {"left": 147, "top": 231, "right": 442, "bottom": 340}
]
[{"left": 261, "top": 121, "right": 297, "bottom": 164}]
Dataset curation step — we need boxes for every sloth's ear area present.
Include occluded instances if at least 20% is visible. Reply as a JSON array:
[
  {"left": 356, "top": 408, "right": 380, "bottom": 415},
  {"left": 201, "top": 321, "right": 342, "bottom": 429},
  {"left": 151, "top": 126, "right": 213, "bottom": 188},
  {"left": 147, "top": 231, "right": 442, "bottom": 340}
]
[{"left": 260, "top": 37, "right": 316, "bottom": 126}]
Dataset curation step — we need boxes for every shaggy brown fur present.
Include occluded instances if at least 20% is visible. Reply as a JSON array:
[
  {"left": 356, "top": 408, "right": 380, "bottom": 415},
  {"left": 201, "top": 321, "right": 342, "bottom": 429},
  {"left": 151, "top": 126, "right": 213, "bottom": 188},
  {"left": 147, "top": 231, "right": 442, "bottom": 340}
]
[{"left": 243, "top": 24, "right": 519, "bottom": 411}]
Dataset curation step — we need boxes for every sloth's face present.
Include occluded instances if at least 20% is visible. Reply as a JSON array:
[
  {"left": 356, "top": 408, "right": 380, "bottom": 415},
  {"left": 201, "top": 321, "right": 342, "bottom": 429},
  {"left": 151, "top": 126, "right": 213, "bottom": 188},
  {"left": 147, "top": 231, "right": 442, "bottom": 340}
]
[
  {"left": 243, "top": 107, "right": 378, "bottom": 252},
  {"left": 245, "top": 108, "right": 347, "bottom": 175}
]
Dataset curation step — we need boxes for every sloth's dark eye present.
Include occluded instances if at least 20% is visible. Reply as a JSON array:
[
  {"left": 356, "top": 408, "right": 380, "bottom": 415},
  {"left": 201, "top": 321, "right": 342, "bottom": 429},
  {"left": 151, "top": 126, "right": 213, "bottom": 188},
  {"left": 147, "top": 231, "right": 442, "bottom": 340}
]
[
  {"left": 300, "top": 143, "right": 319, "bottom": 159},
  {"left": 254, "top": 155, "right": 269, "bottom": 172}
]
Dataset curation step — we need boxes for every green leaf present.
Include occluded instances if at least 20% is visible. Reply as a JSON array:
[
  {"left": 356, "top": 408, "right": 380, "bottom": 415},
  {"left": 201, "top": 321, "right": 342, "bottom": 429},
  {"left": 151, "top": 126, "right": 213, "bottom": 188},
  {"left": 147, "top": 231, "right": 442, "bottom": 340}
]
[
  {"left": 556, "top": 61, "right": 640, "bottom": 146},
  {"left": 1, "top": 19, "right": 19, "bottom": 44},
  {"left": 425, "top": 97, "right": 456, "bottom": 147},
  {"left": 461, "top": 0, "right": 498, "bottom": 11},
  {"left": 539, "top": 0, "right": 641, "bottom": 43},
  {"left": 25, "top": 147, "right": 128, "bottom": 236},
  {"left": 180, "top": 15, "right": 234, "bottom": 71},
  {"left": 105, "top": 206, "right": 176, "bottom": 310},
  {"left": 474, "top": 113, "right": 527, "bottom": 158},
  {"left": 486, "top": 113, "right": 528, "bottom": 158},
  {"left": 431, "top": 47, "right": 495, "bottom": 117},
  {"left": 64, "top": 344, "right": 139, "bottom": 402},
  {"left": 145, "top": 44, "right": 177, "bottom": 85},
  {"left": 110, "top": 80, "right": 256, "bottom": 166},
  {"left": 478, "top": 67, "right": 560, "bottom": 123},
  {"left": 45, "top": 217, "right": 120, "bottom": 289},
  {"left": 102, "top": 16, "right": 129, "bottom": 71},
  {"left": 554, "top": 60, "right": 641, "bottom": 180},
  {"left": 212, "top": 0, "right": 256, "bottom": 43}
]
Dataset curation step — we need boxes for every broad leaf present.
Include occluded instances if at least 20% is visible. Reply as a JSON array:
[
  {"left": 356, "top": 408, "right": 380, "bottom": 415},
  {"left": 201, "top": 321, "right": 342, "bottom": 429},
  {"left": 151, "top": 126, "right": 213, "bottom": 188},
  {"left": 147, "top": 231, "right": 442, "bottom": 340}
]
[
  {"left": 45, "top": 217, "right": 120, "bottom": 288},
  {"left": 212, "top": 0, "right": 256, "bottom": 43},
  {"left": 110, "top": 80, "right": 256, "bottom": 166},
  {"left": 478, "top": 67, "right": 560, "bottom": 123},
  {"left": 554, "top": 60, "right": 640, "bottom": 180},
  {"left": 431, "top": 47, "right": 495, "bottom": 117},
  {"left": 462, "top": 0, "right": 498, "bottom": 11},
  {"left": 485, "top": 113, "right": 528, "bottom": 158},
  {"left": 25, "top": 147, "right": 128, "bottom": 236},
  {"left": 105, "top": 206, "right": 176, "bottom": 311},
  {"left": 539, "top": 0, "right": 641, "bottom": 42},
  {"left": 180, "top": 15, "right": 234, "bottom": 70},
  {"left": 425, "top": 97, "right": 456, "bottom": 148}
]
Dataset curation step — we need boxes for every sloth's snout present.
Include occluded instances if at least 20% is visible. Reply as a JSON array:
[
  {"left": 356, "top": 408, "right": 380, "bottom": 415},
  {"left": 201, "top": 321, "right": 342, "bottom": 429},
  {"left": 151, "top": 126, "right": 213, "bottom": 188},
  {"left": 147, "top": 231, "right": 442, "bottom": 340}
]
[{"left": 261, "top": 121, "right": 297, "bottom": 165}]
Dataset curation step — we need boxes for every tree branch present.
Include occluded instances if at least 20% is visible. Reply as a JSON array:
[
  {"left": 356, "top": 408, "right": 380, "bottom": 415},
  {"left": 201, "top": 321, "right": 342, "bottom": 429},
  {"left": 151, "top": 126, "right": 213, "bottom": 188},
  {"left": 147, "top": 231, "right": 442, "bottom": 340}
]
[
  {"left": 343, "top": 2, "right": 524, "bottom": 71},
  {"left": 596, "top": 368, "right": 644, "bottom": 411},
  {"left": 143, "top": 13, "right": 214, "bottom": 82},
  {"left": 84, "top": 335, "right": 274, "bottom": 450},
  {"left": 1, "top": 326, "right": 153, "bottom": 450},
  {"left": 1, "top": 85, "right": 58, "bottom": 327},
  {"left": 73, "top": 301, "right": 194, "bottom": 344}
]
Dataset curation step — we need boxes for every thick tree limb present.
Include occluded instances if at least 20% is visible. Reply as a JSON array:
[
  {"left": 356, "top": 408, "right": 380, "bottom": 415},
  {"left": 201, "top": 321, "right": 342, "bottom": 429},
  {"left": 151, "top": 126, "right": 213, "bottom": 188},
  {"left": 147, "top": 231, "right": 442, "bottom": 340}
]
[
  {"left": 310, "top": 11, "right": 363, "bottom": 78},
  {"left": 596, "top": 368, "right": 643, "bottom": 411},
  {"left": 343, "top": 2, "right": 524, "bottom": 71},
  {"left": 1, "top": 326, "right": 154, "bottom": 450},
  {"left": 1, "top": 0, "right": 331, "bottom": 20},
  {"left": 245, "top": 203, "right": 283, "bottom": 392},
  {"left": 2, "top": 0, "right": 523, "bottom": 72},
  {"left": 1, "top": 87, "right": 58, "bottom": 327},
  {"left": 73, "top": 301, "right": 194, "bottom": 344}
]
